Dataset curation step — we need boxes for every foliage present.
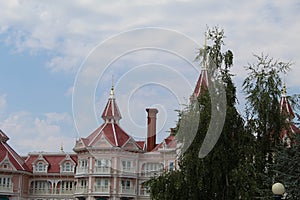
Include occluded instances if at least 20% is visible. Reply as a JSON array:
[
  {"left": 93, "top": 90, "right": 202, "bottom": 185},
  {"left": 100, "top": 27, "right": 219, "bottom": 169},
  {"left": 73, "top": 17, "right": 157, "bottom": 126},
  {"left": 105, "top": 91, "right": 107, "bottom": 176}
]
[
  {"left": 242, "top": 54, "right": 291, "bottom": 198},
  {"left": 146, "top": 27, "right": 257, "bottom": 200},
  {"left": 271, "top": 134, "right": 300, "bottom": 199}
]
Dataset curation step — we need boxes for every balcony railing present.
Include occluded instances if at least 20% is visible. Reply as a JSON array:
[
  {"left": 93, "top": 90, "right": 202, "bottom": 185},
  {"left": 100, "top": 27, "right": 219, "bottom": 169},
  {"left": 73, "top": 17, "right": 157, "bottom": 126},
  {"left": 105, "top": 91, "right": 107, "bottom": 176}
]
[
  {"left": 121, "top": 167, "right": 135, "bottom": 174},
  {"left": 59, "top": 188, "right": 75, "bottom": 195},
  {"left": 75, "top": 186, "right": 88, "bottom": 194},
  {"left": 120, "top": 186, "right": 135, "bottom": 195},
  {"left": 0, "top": 184, "right": 13, "bottom": 193},
  {"left": 29, "top": 188, "right": 75, "bottom": 195},
  {"left": 76, "top": 167, "right": 88, "bottom": 174},
  {"left": 94, "top": 166, "right": 111, "bottom": 174},
  {"left": 94, "top": 185, "right": 110, "bottom": 193},
  {"left": 141, "top": 170, "right": 163, "bottom": 177},
  {"left": 29, "top": 188, "right": 51, "bottom": 194}
]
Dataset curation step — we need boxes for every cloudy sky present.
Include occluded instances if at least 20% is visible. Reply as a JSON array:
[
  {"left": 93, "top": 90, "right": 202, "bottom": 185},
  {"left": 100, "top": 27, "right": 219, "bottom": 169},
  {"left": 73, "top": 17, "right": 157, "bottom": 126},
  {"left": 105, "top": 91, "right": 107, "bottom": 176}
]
[{"left": 0, "top": 0, "right": 299, "bottom": 155}]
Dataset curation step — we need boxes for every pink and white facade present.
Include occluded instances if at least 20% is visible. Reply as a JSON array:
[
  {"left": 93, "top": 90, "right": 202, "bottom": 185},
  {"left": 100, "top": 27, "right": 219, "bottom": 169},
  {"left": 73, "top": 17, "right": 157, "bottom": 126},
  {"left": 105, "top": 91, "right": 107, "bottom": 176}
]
[{"left": 0, "top": 84, "right": 178, "bottom": 200}]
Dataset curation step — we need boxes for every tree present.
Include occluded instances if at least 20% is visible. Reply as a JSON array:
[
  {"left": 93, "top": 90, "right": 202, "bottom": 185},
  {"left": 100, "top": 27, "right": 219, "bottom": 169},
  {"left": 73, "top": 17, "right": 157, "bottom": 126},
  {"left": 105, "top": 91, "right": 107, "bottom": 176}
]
[
  {"left": 146, "top": 27, "right": 257, "bottom": 199},
  {"left": 271, "top": 134, "right": 300, "bottom": 199},
  {"left": 242, "top": 54, "right": 291, "bottom": 198}
]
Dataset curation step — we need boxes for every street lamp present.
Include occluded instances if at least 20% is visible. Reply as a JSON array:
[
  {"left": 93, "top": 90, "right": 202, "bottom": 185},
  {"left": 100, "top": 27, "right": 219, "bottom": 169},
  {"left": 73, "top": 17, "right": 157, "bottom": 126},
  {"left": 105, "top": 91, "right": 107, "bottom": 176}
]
[{"left": 272, "top": 182, "right": 285, "bottom": 200}]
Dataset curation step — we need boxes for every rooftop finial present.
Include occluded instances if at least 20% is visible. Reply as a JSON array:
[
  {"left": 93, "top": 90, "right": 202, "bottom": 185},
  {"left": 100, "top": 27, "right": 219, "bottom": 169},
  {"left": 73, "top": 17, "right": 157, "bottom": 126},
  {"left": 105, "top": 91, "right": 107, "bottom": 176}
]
[
  {"left": 110, "top": 75, "right": 114, "bottom": 98},
  {"left": 60, "top": 142, "right": 64, "bottom": 152},
  {"left": 203, "top": 32, "right": 207, "bottom": 70}
]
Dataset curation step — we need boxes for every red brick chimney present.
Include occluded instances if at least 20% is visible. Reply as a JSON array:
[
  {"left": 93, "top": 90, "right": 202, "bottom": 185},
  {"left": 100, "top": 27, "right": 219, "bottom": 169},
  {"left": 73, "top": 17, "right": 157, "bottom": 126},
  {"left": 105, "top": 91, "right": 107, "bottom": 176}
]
[{"left": 146, "top": 108, "right": 158, "bottom": 152}]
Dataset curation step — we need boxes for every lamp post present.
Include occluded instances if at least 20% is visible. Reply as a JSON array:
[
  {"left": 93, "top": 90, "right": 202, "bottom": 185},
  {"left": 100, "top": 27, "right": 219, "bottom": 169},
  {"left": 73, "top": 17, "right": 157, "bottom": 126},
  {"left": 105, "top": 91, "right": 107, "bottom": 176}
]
[{"left": 272, "top": 182, "right": 285, "bottom": 200}]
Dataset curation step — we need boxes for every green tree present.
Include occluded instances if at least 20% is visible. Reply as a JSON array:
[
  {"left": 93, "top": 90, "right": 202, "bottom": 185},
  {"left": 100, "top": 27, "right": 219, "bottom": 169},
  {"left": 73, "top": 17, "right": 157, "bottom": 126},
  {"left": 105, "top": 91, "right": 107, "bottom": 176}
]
[
  {"left": 146, "top": 27, "right": 257, "bottom": 199},
  {"left": 271, "top": 134, "right": 300, "bottom": 199},
  {"left": 242, "top": 54, "right": 291, "bottom": 198}
]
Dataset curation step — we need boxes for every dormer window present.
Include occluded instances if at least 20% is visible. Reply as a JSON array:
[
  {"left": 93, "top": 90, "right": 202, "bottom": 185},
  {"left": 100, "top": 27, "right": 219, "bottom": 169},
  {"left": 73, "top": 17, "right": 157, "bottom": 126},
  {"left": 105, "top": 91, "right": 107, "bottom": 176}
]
[
  {"left": 61, "top": 161, "right": 74, "bottom": 173},
  {"left": 34, "top": 161, "right": 47, "bottom": 172}
]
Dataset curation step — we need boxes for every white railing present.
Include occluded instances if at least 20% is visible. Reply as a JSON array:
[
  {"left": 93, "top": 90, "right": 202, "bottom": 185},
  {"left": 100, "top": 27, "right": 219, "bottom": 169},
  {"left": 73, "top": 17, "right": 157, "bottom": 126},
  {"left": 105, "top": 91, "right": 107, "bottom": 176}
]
[
  {"left": 29, "top": 188, "right": 51, "bottom": 194},
  {"left": 141, "top": 170, "right": 163, "bottom": 177},
  {"left": 59, "top": 188, "right": 75, "bottom": 194},
  {"left": 76, "top": 167, "right": 88, "bottom": 174},
  {"left": 94, "top": 166, "right": 111, "bottom": 174},
  {"left": 30, "top": 188, "right": 75, "bottom": 195},
  {"left": 94, "top": 185, "right": 110, "bottom": 193},
  {"left": 75, "top": 186, "right": 88, "bottom": 194},
  {"left": 121, "top": 167, "right": 135, "bottom": 174},
  {"left": 0, "top": 184, "right": 13, "bottom": 192},
  {"left": 120, "top": 186, "right": 135, "bottom": 195}
]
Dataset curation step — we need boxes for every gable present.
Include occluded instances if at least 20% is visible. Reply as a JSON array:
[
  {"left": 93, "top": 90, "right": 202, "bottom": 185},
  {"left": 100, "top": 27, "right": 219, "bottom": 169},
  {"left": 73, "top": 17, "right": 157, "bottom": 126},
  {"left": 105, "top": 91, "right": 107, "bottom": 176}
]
[
  {"left": 94, "top": 134, "right": 113, "bottom": 148},
  {"left": 122, "top": 138, "right": 141, "bottom": 151},
  {"left": 0, "top": 154, "right": 16, "bottom": 171}
]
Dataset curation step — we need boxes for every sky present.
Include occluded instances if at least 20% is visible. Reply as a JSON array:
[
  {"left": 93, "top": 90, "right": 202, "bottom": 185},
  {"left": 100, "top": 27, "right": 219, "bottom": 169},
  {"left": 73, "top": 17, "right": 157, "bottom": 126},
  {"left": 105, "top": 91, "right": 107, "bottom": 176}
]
[{"left": 0, "top": 0, "right": 299, "bottom": 155}]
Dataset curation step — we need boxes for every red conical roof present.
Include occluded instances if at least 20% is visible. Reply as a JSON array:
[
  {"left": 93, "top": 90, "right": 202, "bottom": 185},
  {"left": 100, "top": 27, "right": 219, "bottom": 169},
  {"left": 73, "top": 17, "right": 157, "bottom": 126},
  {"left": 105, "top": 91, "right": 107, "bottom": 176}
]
[
  {"left": 279, "top": 85, "right": 295, "bottom": 119},
  {"left": 191, "top": 33, "right": 209, "bottom": 100},
  {"left": 278, "top": 84, "right": 300, "bottom": 146},
  {"left": 192, "top": 68, "right": 208, "bottom": 99},
  {"left": 75, "top": 86, "right": 142, "bottom": 152},
  {"left": 101, "top": 86, "right": 122, "bottom": 124}
]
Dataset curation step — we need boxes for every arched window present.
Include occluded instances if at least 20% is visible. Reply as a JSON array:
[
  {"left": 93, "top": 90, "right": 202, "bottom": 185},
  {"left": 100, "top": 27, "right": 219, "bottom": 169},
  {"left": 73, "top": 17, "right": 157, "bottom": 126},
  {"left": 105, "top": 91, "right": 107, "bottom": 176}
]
[
  {"left": 36, "top": 162, "right": 46, "bottom": 172},
  {"left": 62, "top": 162, "right": 73, "bottom": 172}
]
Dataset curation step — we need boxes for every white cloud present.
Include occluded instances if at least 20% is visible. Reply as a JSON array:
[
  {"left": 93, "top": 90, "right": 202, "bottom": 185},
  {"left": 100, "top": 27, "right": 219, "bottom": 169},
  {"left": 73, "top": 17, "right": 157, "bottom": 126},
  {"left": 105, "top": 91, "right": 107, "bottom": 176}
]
[
  {"left": 1, "top": 0, "right": 300, "bottom": 153},
  {"left": 1, "top": 111, "right": 75, "bottom": 155}
]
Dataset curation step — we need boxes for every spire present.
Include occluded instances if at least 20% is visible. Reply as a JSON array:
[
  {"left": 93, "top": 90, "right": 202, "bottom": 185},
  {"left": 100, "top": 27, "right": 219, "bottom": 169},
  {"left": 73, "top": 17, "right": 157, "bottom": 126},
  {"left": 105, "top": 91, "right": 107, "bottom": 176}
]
[
  {"left": 279, "top": 79, "right": 295, "bottom": 119},
  {"left": 101, "top": 79, "right": 122, "bottom": 124},
  {"left": 110, "top": 75, "right": 114, "bottom": 98},
  {"left": 60, "top": 142, "right": 64, "bottom": 152},
  {"left": 191, "top": 32, "right": 209, "bottom": 100}
]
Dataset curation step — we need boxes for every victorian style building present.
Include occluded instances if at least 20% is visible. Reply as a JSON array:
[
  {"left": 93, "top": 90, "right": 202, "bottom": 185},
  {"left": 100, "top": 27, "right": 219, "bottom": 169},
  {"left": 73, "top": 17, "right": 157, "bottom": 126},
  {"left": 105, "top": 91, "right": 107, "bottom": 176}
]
[
  {"left": 0, "top": 83, "right": 178, "bottom": 200},
  {"left": 1, "top": 51, "right": 298, "bottom": 199}
]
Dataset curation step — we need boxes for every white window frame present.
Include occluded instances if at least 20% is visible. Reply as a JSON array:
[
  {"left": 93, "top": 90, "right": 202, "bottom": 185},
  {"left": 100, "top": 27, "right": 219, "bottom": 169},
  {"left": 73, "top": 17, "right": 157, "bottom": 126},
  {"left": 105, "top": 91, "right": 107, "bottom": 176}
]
[
  {"left": 121, "top": 159, "right": 134, "bottom": 172},
  {"left": 34, "top": 161, "right": 47, "bottom": 172},
  {"left": 96, "top": 159, "right": 111, "bottom": 168},
  {"left": 0, "top": 176, "right": 12, "bottom": 188}
]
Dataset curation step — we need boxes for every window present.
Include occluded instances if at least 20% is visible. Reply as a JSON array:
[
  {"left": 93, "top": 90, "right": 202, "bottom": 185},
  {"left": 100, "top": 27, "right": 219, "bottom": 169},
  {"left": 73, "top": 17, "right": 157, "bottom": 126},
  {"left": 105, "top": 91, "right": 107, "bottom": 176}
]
[
  {"left": 121, "top": 160, "right": 133, "bottom": 172},
  {"left": 62, "top": 162, "right": 73, "bottom": 172},
  {"left": 35, "top": 162, "right": 47, "bottom": 172},
  {"left": 96, "top": 159, "right": 111, "bottom": 167},
  {"left": 169, "top": 161, "right": 174, "bottom": 171},
  {"left": 121, "top": 180, "right": 131, "bottom": 189},
  {"left": 142, "top": 163, "right": 163, "bottom": 176},
  {"left": 34, "top": 181, "right": 49, "bottom": 191},
  {"left": 79, "top": 159, "right": 88, "bottom": 168},
  {"left": 96, "top": 179, "right": 109, "bottom": 188},
  {"left": 0, "top": 176, "right": 11, "bottom": 188},
  {"left": 61, "top": 181, "right": 73, "bottom": 190}
]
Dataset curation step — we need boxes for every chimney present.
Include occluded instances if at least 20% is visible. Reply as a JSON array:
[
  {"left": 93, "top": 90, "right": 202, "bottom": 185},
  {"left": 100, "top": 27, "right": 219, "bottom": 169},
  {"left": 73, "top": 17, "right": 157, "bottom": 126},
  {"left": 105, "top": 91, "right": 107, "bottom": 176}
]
[{"left": 146, "top": 108, "right": 158, "bottom": 152}]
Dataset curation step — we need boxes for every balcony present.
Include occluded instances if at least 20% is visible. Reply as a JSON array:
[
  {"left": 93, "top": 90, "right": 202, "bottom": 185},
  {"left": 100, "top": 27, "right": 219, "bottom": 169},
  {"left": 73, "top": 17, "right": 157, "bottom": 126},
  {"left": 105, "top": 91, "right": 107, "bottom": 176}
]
[
  {"left": 141, "top": 170, "right": 162, "bottom": 177},
  {"left": 94, "top": 185, "right": 110, "bottom": 193},
  {"left": 0, "top": 184, "right": 13, "bottom": 193},
  {"left": 94, "top": 166, "right": 111, "bottom": 174},
  {"left": 76, "top": 167, "right": 88, "bottom": 174},
  {"left": 121, "top": 167, "right": 135, "bottom": 174},
  {"left": 59, "top": 188, "right": 75, "bottom": 195},
  {"left": 120, "top": 186, "right": 135, "bottom": 195},
  {"left": 29, "top": 188, "right": 51, "bottom": 194},
  {"left": 29, "top": 188, "right": 75, "bottom": 195},
  {"left": 75, "top": 186, "right": 88, "bottom": 194}
]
